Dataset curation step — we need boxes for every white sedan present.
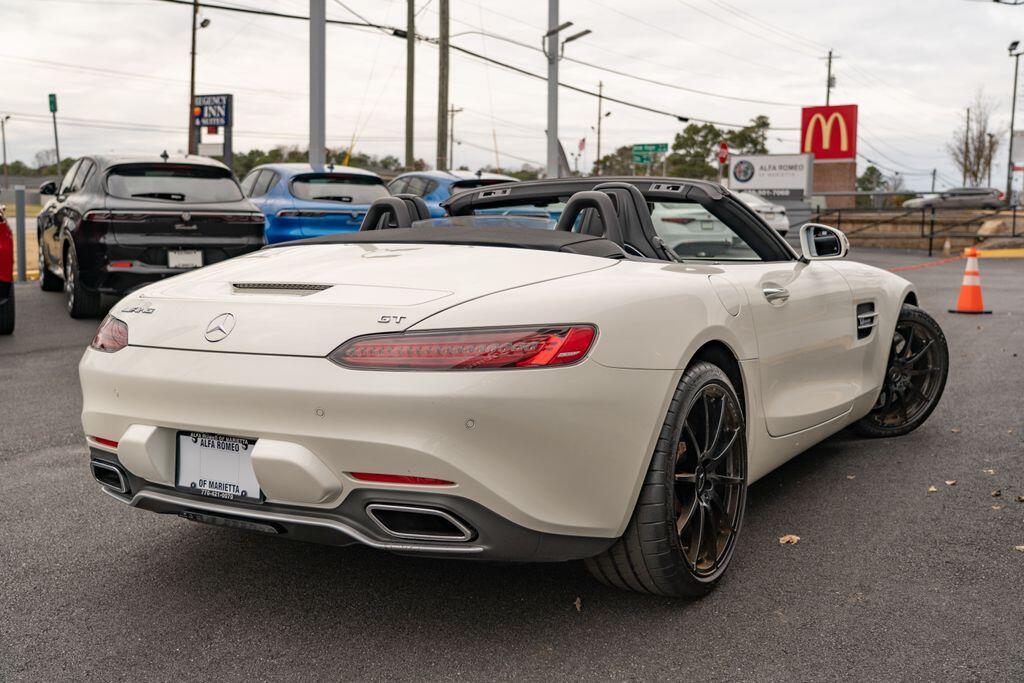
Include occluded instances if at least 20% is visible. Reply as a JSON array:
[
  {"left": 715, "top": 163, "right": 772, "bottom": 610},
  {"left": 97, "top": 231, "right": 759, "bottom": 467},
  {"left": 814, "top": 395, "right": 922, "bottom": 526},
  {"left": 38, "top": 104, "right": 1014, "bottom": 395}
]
[
  {"left": 735, "top": 191, "right": 790, "bottom": 235},
  {"left": 80, "top": 178, "right": 948, "bottom": 598}
]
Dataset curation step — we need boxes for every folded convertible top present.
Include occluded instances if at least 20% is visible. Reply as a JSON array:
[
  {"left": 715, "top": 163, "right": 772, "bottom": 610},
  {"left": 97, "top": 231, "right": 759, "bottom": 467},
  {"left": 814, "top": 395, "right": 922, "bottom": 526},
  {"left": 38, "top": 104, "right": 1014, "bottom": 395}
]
[{"left": 265, "top": 225, "right": 626, "bottom": 258}]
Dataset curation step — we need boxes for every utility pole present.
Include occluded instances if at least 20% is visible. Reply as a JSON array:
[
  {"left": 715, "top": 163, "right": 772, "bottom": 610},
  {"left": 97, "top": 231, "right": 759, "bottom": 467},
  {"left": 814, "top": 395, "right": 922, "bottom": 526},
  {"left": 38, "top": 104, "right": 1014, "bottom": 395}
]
[
  {"left": 492, "top": 129, "right": 500, "bottom": 170},
  {"left": 448, "top": 105, "right": 462, "bottom": 169},
  {"left": 595, "top": 81, "right": 603, "bottom": 175},
  {"left": 931, "top": 168, "right": 937, "bottom": 192},
  {"left": 987, "top": 132, "right": 995, "bottom": 187},
  {"left": 187, "top": 0, "right": 199, "bottom": 155},
  {"left": 545, "top": 0, "right": 560, "bottom": 178},
  {"left": 48, "top": 94, "right": 61, "bottom": 174},
  {"left": 963, "top": 107, "right": 970, "bottom": 186},
  {"left": 825, "top": 49, "right": 834, "bottom": 106},
  {"left": 436, "top": 0, "right": 450, "bottom": 170},
  {"left": 404, "top": 0, "right": 415, "bottom": 169},
  {"left": 1, "top": 116, "right": 9, "bottom": 190},
  {"left": 309, "top": 0, "right": 326, "bottom": 166},
  {"left": 1007, "top": 42, "right": 1021, "bottom": 205}
]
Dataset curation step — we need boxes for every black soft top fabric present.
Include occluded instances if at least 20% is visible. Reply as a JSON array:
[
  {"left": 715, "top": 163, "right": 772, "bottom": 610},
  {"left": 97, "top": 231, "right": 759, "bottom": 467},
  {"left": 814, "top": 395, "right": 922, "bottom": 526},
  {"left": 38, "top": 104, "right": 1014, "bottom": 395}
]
[{"left": 265, "top": 225, "right": 625, "bottom": 258}]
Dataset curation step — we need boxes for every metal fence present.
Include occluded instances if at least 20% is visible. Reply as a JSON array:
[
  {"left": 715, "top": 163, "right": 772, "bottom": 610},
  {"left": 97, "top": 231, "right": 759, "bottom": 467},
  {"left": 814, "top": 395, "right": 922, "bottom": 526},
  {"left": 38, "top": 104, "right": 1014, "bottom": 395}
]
[{"left": 809, "top": 205, "right": 1021, "bottom": 256}]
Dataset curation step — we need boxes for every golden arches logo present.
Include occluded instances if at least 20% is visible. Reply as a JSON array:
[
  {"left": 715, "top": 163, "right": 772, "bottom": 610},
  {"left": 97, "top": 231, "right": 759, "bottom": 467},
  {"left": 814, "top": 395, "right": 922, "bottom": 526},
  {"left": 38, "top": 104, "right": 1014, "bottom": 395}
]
[{"left": 803, "top": 112, "right": 849, "bottom": 153}]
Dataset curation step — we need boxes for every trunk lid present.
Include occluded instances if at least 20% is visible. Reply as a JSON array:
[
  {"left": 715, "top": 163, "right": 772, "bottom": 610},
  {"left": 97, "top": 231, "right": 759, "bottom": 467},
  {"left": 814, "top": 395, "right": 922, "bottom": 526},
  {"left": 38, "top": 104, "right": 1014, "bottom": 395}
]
[{"left": 123, "top": 243, "right": 616, "bottom": 356}]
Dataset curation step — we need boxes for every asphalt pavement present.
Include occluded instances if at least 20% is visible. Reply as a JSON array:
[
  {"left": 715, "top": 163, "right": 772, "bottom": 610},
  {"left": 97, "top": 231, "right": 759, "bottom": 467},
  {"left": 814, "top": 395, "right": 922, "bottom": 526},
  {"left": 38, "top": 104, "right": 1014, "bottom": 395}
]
[{"left": 1, "top": 247, "right": 1022, "bottom": 681}]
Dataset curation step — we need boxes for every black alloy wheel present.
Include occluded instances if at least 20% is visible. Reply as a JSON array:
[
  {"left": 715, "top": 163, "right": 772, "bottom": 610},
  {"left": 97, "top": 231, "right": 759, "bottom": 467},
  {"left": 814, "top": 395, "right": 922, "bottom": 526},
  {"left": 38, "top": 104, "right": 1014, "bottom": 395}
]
[
  {"left": 853, "top": 304, "right": 948, "bottom": 438},
  {"left": 64, "top": 245, "right": 102, "bottom": 319},
  {"left": 39, "top": 240, "right": 63, "bottom": 292},
  {"left": 586, "top": 361, "right": 747, "bottom": 597}
]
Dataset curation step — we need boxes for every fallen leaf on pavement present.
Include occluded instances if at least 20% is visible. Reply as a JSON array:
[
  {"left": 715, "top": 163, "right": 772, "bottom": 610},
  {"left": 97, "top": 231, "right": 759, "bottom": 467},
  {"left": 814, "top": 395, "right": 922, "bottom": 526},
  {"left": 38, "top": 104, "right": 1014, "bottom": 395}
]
[
  {"left": 992, "top": 505, "right": 1005, "bottom": 510},
  {"left": 779, "top": 534, "right": 800, "bottom": 545},
  {"left": 983, "top": 468, "right": 996, "bottom": 475},
  {"left": 846, "top": 475, "right": 856, "bottom": 480},
  {"left": 992, "top": 490, "right": 1003, "bottom": 498},
  {"left": 927, "top": 486, "right": 938, "bottom": 493},
  {"left": 950, "top": 427, "right": 961, "bottom": 434},
  {"left": 1016, "top": 496, "right": 1024, "bottom": 503},
  {"left": 573, "top": 597, "right": 582, "bottom": 613},
  {"left": 945, "top": 480, "right": 957, "bottom": 486},
  {"left": 1015, "top": 546, "right": 1024, "bottom": 552}
]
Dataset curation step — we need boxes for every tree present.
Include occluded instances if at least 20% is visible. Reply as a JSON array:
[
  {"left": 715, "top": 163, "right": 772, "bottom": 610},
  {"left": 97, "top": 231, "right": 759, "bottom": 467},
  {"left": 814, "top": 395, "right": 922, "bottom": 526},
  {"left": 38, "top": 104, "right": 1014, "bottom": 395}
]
[
  {"left": 665, "top": 115, "right": 772, "bottom": 180},
  {"left": 856, "top": 164, "right": 887, "bottom": 207},
  {"left": 947, "top": 91, "right": 1002, "bottom": 187},
  {"left": 595, "top": 145, "right": 639, "bottom": 176}
]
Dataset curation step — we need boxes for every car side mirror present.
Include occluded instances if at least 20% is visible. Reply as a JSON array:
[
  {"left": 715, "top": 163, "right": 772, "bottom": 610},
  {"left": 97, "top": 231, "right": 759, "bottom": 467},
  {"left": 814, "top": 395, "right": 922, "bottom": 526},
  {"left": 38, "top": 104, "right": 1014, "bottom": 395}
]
[
  {"left": 799, "top": 223, "right": 849, "bottom": 260},
  {"left": 39, "top": 181, "right": 57, "bottom": 196}
]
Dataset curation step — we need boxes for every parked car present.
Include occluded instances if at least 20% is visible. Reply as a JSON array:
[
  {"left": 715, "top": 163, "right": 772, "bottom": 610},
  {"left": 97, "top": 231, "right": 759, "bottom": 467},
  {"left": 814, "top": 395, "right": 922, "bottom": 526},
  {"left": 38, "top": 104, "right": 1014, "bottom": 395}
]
[
  {"left": 649, "top": 201, "right": 734, "bottom": 256},
  {"left": 388, "top": 170, "right": 519, "bottom": 217},
  {"left": 735, "top": 191, "right": 789, "bottom": 236},
  {"left": 903, "top": 187, "right": 1004, "bottom": 210},
  {"left": 79, "top": 176, "right": 948, "bottom": 597},
  {"left": 241, "top": 164, "right": 389, "bottom": 244},
  {"left": 0, "top": 199, "right": 13, "bottom": 334},
  {"left": 37, "top": 155, "right": 265, "bottom": 318}
]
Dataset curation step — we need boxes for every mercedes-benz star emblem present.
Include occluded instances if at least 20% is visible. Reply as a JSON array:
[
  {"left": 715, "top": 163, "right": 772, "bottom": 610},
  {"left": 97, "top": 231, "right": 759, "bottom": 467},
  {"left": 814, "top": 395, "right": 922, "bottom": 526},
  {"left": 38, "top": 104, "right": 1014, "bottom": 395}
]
[
  {"left": 181, "top": 211, "right": 192, "bottom": 222},
  {"left": 204, "top": 313, "right": 235, "bottom": 342}
]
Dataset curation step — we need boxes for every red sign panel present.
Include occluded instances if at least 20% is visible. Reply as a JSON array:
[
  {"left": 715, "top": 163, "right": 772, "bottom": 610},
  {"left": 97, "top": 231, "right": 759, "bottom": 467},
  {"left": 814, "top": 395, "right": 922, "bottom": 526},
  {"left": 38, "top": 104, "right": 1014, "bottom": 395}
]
[
  {"left": 800, "top": 104, "right": 857, "bottom": 160},
  {"left": 717, "top": 141, "right": 729, "bottom": 165}
]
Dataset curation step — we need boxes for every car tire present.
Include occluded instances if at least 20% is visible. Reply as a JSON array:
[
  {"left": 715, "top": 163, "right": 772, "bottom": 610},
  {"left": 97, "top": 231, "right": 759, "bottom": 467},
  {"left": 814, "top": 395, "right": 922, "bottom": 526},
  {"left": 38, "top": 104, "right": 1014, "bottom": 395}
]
[
  {"left": 585, "top": 361, "right": 747, "bottom": 598},
  {"left": 38, "top": 241, "right": 63, "bottom": 292},
  {"left": 851, "top": 304, "right": 948, "bottom": 438},
  {"left": 64, "top": 244, "right": 102, "bottom": 319},
  {"left": 0, "top": 285, "right": 14, "bottom": 335}
]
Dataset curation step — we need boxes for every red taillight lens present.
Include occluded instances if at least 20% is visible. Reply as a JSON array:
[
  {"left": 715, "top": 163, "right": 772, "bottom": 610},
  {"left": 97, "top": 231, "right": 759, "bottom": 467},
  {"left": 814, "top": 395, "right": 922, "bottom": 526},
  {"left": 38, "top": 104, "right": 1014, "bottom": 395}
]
[
  {"left": 662, "top": 217, "right": 695, "bottom": 225},
  {"left": 90, "top": 436, "right": 119, "bottom": 449},
  {"left": 348, "top": 472, "right": 454, "bottom": 486},
  {"left": 330, "top": 325, "right": 597, "bottom": 370},
  {"left": 90, "top": 315, "right": 128, "bottom": 352}
]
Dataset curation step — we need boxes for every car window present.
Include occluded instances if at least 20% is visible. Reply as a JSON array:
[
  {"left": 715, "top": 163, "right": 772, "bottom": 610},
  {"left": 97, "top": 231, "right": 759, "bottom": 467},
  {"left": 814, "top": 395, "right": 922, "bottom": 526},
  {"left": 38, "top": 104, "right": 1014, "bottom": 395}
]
[
  {"left": 649, "top": 200, "right": 761, "bottom": 260},
  {"left": 422, "top": 179, "right": 439, "bottom": 197},
  {"left": 240, "top": 170, "right": 261, "bottom": 196},
  {"left": 388, "top": 178, "right": 409, "bottom": 195},
  {"left": 106, "top": 163, "right": 244, "bottom": 203},
  {"left": 404, "top": 176, "right": 429, "bottom": 197},
  {"left": 70, "top": 159, "right": 96, "bottom": 193},
  {"left": 57, "top": 160, "right": 82, "bottom": 195},
  {"left": 252, "top": 171, "right": 277, "bottom": 197},
  {"left": 290, "top": 174, "right": 389, "bottom": 203}
]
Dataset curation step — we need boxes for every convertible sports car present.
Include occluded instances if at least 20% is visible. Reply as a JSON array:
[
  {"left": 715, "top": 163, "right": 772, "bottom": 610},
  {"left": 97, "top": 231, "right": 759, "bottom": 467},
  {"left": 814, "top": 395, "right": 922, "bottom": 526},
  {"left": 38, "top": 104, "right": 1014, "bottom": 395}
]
[{"left": 80, "top": 177, "right": 948, "bottom": 597}]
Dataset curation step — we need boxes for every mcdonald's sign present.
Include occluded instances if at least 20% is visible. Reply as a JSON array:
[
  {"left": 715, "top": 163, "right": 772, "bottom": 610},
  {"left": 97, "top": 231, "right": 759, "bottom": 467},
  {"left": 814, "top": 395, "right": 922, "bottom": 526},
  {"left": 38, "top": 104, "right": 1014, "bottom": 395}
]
[{"left": 800, "top": 104, "right": 858, "bottom": 160}]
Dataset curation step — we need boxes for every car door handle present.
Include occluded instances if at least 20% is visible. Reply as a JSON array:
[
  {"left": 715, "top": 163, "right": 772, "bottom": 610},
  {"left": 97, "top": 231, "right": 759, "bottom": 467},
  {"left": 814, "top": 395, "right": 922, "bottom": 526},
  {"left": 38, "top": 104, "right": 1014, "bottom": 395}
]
[{"left": 762, "top": 286, "right": 790, "bottom": 304}]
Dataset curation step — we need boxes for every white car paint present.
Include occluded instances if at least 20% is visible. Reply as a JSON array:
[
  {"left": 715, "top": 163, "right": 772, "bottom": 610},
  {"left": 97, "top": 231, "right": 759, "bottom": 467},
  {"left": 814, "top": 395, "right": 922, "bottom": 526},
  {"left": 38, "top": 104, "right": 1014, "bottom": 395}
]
[
  {"left": 80, "top": 233, "right": 913, "bottom": 543},
  {"left": 735, "top": 191, "right": 790, "bottom": 235}
]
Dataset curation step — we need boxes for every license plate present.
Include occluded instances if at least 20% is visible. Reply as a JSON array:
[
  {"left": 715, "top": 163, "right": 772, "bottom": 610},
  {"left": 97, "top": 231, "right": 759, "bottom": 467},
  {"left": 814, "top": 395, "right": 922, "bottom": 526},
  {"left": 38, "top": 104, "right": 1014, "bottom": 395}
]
[
  {"left": 168, "top": 250, "right": 203, "bottom": 268},
  {"left": 176, "top": 431, "right": 260, "bottom": 502}
]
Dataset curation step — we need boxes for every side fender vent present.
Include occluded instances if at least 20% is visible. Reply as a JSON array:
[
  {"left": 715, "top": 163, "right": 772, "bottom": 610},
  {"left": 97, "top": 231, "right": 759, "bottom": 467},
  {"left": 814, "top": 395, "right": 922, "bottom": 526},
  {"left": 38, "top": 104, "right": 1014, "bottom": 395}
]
[{"left": 856, "top": 302, "right": 877, "bottom": 339}]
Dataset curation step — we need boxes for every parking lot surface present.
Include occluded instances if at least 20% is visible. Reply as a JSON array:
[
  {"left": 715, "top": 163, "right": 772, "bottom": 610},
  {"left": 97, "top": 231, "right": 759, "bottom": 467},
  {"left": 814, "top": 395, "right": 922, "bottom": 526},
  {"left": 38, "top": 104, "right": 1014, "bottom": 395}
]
[{"left": 1, "top": 248, "right": 1022, "bottom": 680}]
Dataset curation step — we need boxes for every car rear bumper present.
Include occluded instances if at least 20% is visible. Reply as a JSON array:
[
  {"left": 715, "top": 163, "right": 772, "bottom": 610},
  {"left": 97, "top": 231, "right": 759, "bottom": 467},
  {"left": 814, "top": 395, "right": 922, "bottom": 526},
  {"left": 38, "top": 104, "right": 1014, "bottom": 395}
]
[{"left": 80, "top": 345, "right": 677, "bottom": 549}]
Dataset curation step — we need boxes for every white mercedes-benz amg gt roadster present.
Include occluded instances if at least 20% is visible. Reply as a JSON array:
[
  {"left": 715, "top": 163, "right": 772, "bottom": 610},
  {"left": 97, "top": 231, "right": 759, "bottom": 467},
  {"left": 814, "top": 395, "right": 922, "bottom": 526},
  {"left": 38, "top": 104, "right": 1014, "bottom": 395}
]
[{"left": 80, "top": 177, "right": 948, "bottom": 597}]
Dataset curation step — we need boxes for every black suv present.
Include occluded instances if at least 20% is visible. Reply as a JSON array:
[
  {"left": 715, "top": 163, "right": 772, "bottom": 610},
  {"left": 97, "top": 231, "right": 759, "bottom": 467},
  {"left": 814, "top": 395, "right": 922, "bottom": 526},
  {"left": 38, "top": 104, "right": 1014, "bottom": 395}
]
[{"left": 37, "top": 155, "right": 265, "bottom": 318}]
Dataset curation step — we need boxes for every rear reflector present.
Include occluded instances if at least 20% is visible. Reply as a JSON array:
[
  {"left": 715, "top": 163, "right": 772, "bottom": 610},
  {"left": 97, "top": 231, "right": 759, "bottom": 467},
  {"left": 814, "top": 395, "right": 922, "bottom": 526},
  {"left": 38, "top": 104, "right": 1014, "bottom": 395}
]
[
  {"left": 329, "top": 325, "right": 597, "bottom": 370},
  {"left": 349, "top": 472, "right": 455, "bottom": 486},
  {"left": 91, "top": 436, "right": 119, "bottom": 449},
  {"left": 662, "top": 217, "right": 695, "bottom": 225},
  {"left": 108, "top": 261, "right": 133, "bottom": 269}
]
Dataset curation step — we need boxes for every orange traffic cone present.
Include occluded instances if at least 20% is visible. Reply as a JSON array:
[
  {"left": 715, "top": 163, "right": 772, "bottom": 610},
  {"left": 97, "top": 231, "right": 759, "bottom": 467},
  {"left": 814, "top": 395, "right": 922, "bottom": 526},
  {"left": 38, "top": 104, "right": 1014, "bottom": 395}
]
[{"left": 949, "top": 247, "right": 991, "bottom": 314}]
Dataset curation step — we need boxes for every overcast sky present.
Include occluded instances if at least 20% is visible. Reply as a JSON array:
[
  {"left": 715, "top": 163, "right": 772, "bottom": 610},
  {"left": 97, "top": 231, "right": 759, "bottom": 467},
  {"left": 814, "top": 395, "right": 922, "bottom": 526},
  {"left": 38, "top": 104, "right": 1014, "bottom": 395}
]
[{"left": 1, "top": 0, "right": 1022, "bottom": 190}]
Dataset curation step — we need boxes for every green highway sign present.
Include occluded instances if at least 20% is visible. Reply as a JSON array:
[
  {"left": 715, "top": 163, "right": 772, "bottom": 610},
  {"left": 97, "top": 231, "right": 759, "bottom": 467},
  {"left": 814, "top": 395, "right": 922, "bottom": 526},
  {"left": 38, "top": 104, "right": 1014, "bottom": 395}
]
[
  {"left": 633, "top": 143, "right": 668, "bottom": 153},
  {"left": 48, "top": 93, "right": 57, "bottom": 113},
  {"left": 632, "top": 142, "right": 668, "bottom": 164}
]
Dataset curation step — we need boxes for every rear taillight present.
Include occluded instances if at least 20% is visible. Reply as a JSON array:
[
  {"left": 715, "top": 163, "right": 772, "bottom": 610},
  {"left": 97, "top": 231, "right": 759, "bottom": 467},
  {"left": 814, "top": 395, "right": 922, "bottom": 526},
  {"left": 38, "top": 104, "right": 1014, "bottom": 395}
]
[
  {"left": 90, "top": 315, "right": 128, "bottom": 352},
  {"left": 329, "top": 325, "right": 597, "bottom": 370},
  {"left": 349, "top": 472, "right": 454, "bottom": 486},
  {"left": 662, "top": 217, "right": 695, "bottom": 225}
]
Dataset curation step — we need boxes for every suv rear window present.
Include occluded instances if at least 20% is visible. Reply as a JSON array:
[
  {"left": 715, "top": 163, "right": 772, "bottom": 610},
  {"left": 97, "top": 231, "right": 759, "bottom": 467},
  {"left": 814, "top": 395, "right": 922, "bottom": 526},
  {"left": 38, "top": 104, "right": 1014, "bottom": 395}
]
[
  {"left": 290, "top": 174, "right": 389, "bottom": 203},
  {"left": 106, "top": 164, "right": 243, "bottom": 203}
]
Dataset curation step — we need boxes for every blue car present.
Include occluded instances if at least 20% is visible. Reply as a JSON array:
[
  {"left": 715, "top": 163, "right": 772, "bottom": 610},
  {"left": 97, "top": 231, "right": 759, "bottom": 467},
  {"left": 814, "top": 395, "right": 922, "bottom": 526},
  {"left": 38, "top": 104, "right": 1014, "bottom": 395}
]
[
  {"left": 241, "top": 163, "right": 390, "bottom": 244},
  {"left": 387, "top": 170, "right": 519, "bottom": 217}
]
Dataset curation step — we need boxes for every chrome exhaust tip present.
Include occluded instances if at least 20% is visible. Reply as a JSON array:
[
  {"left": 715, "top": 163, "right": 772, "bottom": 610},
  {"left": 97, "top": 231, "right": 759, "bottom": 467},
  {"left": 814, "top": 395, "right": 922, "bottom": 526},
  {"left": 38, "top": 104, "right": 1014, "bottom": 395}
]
[
  {"left": 366, "top": 503, "right": 474, "bottom": 542},
  {"left": 90, "top": 460, "right": 129, "bottom": 494}
]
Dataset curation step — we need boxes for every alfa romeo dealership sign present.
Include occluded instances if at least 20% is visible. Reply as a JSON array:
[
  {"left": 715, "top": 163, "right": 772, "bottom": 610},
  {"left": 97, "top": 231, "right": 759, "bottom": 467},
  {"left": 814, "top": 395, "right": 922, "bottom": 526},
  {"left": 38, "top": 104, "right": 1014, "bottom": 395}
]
[{"left": 728, "top": 153, "right": 813, "bottom": 199}]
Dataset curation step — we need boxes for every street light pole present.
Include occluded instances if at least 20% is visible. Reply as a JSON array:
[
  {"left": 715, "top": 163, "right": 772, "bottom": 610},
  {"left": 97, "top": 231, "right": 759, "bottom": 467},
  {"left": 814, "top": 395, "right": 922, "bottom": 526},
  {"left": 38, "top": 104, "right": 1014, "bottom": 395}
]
[
  {"left": 436, "top": 0, "right": 450, "bottom": 170},
  {"left": 1006, "top": 41, "right": 1022, "bottom": 205},
  {"left": 545, "top": 0, "right": 560, "bottom": 178},
  {"left": 404, "top": 0, "right": 415, "bottom": 169},
  {"left": 1, "top": 116, "right": 9, "bottom": 190},
  {"left": 309, "top": 0, "right": 326, "bottom": 166},
  {"left": 187, "top": 0, "right": 198, "bottom": 155}
]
